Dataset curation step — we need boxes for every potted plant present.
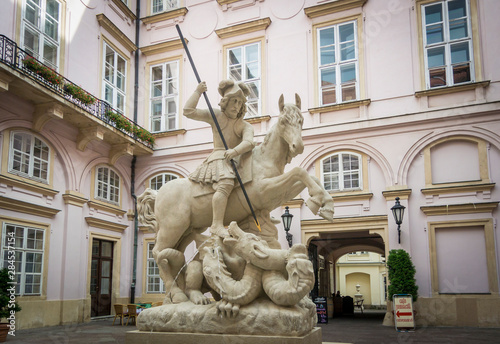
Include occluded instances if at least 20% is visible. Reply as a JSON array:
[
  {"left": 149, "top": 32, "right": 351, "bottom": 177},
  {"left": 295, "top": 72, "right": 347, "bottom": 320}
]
[
  {"left": 63, "top": 83, "right": 96, "bottom": 105},
  {"left": 0, "top": 268, "right": 21, "bottom": 342},
  {"left": 22, "top": 57, "right": 63, "bottom": 86},
  {"left": 383, "top": 249, "right": 418, "bottom": 326}
]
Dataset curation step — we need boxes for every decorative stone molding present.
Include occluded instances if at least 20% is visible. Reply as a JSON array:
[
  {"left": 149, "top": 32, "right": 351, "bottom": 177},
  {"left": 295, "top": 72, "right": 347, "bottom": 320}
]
[
  {"left": 127, "top": 209, "right": 135, "bottom": 221},
  {"left": 96, "top": 13, "right": 137, "bottom": 53},
  {"left": 304, "top": 0, "right": 368, "bottom": 18},
  {"left": 0, "top": 71, "right": 14, "bottom": 92},
  {"left": 421, "top": 182, "right": 495, "bottom": 197},
  {"left": 62, "top": 190, "right": 88, "bottom": 207},
  {"left": 152, "top": 128, "right": 187, "bottom": 138},
  {"left": 245, "top": 115, "right": 271, "bottom": 124},
  {"left": 382, "top": 188, "right": 412, "bottom": 201},
  {"left": 308, "top": 99, "right": 371, "bottom": 114},
  {"left": 0, "top": 196, "right": 61, "bottom": 218},
  {"left": 76, "top": 126, "right": 105, "bottom": 151},
  {"left": 109, "top": 143, "right": 134, "bottom": 165},
  {"left": 33, "top": 103, "right": 64, "bottom": 132},
  {"left": 420, "top": 202, "right": 499, "bottom": 216},
  {"left": 140, "top": 39, "right": 187, "bottom": 56},
  {"left": 87, "top": 200, "right": 127, "bottom": 217},
  {"left": 0, "top": 174, "right": 59, "bottom": 198},
  {"left": 85, "top": 216, "right": 128, "bottom": 233},
  {"left": 141, "top": 7, "right": 188, "bottom": 26},
  {"left": 215, "top": 18, "right": 272, "bottom": 39},
  {"left": 414, "top": 80, "right": 490, "bottom": 98},
  {"left": 283, "top": 198, "right": 304, "bottom": 209},
  {"left": 110, "top": 0, "right": 136, "bottom": 22},
  {"left": 331, "top": 192, "right": 373, "bottom": 203}
]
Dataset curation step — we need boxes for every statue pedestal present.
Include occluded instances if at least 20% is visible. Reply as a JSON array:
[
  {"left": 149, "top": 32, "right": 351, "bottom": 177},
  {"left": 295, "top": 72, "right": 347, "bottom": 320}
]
[{"left": 126, "top": 327, "right": 322, "bottom": 344}]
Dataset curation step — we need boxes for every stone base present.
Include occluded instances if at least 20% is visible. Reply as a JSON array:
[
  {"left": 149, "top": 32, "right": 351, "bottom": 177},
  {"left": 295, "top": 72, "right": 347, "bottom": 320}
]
[{"left": 126, "top": 327, "right": 322, "bottom": 344}]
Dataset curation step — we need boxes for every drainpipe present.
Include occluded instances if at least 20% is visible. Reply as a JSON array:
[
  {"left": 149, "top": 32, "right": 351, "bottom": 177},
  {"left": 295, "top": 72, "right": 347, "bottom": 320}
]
[{"left": 130, "top": 0, "right": 141, "bottom": 304}]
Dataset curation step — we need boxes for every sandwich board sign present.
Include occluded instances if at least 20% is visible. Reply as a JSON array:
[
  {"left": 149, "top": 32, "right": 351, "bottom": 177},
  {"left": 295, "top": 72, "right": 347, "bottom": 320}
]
[{"left": 393, "top": 294, "right": 415, "bottom": 331}]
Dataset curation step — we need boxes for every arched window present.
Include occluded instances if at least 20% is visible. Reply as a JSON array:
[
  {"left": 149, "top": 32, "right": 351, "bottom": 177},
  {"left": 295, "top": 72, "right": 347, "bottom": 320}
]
[
  {"left": 321, "top": 152, "right": 362, "bottom": 192},
  {"left": 149, "top": 173, "right": 178, "bottom": 190},
  {"left": 95, "top": 166, "right": 120, "bottom": 204},
  {"left": 9, "top": 131, "right": 50, "bottom": 183}
]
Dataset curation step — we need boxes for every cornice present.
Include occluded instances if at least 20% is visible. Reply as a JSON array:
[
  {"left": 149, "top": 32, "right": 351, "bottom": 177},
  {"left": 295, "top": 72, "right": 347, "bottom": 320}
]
[
  {"left": 85, "top": 216, "right": 128, "bottom": 233},
  {"left": 382, "top": 189, "right": 412, "bottom": 201},
  {"left": 308, "top": 99, "right": 371, "bottom": 114},
  {"left": 62, "top": 191, "right": 88, "bottom": 207},
  {"left": 96, "top": 13, "right": 137, "bottom": 53},
  {"left": 141, "top": 7, "right": 188, "bottom": 25},
  {"left": 215, "top": 18, "right": 272, "bottom": 39},
  {"left": 110, "top": 0, "right": 136, "bottom": 22},
  {"left": 420, "top": 202, "right": 499, "bottom": 216},
  {"left": 301, "top": 215, "right": 388, "bottom": 231},
  {"left": 0, "top": 196, "right": 60, "bottom": 218},
  {"left": 415, "top": 81, "right": 490, "bottom": 98},
  {"left": 0, "top": 174, "right": 58, "bottom": 198},
  {"left": 304, "top": 0, "right": 368, "bottom": 19},
  {"left": 283, "top": 198, "right": 304, "bottom": 209},
  {"left": 140, "top": 39, "right": 187, "bottom": 56}
]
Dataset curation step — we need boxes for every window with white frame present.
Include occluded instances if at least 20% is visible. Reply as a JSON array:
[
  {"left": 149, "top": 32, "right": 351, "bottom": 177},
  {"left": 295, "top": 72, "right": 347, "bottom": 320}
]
[
  {"left": 227, "top": 42, "right": 261, "bottom": 118},
  {"left": 422, "top": 0, "right": 474, "bottom": 88},
  {"left": 103, "top": 43, "right": 126, "bottom": 114},
  {"left": 22, "top": 0, "right": 61, "bottom": 70},
  {"left": 149, "top": 173, "right": 178, "bottom": 190},
  {"left": 8, "top": 132, "right": 50, "bottom": 184},
  {"left": 96, "top": 166, "right": 120, "bottom": 205},
  {"left": 146, "top": 242, "right": 165, "bottom": 293},
  {"left": 1, "top": 223, "right": 45, "bottom": 295},
  {"left": 150, "top": 61, "right": 179, "bottom": 132},
  {"left": 321, "top": 152, "right": 362, "bottom": 192},
  {"left": 152, "top": 0, "right": 179, "bottom": 14},
  {"left": 317, "top": 20, "right": 358, "bottom": 106}
]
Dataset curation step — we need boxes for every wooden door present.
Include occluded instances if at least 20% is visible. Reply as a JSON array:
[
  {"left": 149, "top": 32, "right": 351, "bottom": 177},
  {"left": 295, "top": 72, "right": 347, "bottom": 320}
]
[{"left": 90, "top": 239, "right": 113, "bottom": 317}]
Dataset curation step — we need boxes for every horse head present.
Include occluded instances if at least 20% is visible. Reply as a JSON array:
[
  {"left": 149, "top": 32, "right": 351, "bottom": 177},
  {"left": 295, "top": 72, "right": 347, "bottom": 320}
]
[{"left": 278, "top": 94, "right": 304, "bottom": 162}]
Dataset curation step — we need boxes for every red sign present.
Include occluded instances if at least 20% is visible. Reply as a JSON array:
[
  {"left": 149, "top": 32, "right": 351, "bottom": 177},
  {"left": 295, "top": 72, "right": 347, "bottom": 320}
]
[{"left": 393, "top": 295, "right": 415, "bottom": 331}]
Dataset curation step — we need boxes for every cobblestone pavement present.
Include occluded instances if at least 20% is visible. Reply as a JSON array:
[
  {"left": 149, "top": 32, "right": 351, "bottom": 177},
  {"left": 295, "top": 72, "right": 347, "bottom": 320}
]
[{"left": 7, "top": 310, "right": 500, "bottom": 343}]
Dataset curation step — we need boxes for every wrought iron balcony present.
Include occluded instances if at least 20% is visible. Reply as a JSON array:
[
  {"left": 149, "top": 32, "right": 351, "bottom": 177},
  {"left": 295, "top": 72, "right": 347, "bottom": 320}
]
[{"left": 0, "top": 34, "right": 154, "bottom": 154}]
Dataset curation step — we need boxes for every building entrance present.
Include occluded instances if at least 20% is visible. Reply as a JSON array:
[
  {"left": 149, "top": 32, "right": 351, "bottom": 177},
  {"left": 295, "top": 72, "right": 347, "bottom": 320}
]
[{"left": 90, "top": 239, "right": 114, "bottom": 317}]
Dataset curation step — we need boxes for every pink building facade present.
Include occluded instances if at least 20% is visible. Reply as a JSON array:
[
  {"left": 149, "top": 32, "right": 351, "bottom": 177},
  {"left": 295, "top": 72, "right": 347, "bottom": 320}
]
[{"left": 0, "top": 0, "right": 499, "bottom": 329}]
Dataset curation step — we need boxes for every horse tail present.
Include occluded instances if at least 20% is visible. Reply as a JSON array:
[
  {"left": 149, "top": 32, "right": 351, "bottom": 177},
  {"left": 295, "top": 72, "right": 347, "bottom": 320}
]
[{"left": 137, "top": 188, "right": 158, "bottom": 233}]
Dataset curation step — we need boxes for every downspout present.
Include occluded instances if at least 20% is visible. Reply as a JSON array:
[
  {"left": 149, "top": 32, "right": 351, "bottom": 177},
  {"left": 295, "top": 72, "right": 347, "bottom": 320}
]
[{"left": 130, "top": 0, "right": 141, "bottom": 304}]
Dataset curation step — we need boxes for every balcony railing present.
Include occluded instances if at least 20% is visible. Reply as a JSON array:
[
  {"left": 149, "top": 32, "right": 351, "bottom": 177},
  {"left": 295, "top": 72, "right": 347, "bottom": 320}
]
[{"left": 0, "top": 34, "right": 154, "bottom": 149}]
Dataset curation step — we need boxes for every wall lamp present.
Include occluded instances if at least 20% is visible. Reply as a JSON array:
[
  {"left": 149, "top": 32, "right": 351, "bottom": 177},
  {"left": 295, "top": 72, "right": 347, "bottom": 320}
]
[
  {"left": 281, "top": 206, "right": 293, "bottom": 248},
  {"left": 391, "top": 197, "right": 405, "bottom": 244}
]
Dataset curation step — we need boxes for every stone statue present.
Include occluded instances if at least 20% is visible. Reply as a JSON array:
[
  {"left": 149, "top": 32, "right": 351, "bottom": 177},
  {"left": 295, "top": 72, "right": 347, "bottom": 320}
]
[
  {"left": 184, "top": 80, "right": 255, "bottom": 238},
  {"left": 136, "top": 86, "right": 334, "bottom": 337}
]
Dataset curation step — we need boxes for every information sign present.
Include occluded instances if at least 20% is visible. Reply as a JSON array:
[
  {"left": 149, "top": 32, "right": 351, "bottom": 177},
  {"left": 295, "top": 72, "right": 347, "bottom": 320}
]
[
  {"left": 314, "top": 297, "right": 328, "bottom": 324},
  {"left": 393, "top": 294, "right": 415, "bottom": 331}
]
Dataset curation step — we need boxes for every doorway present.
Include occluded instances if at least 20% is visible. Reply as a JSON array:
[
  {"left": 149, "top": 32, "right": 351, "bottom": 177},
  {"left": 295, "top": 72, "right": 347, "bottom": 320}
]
[{"left": 91, "top": 239, "right": 113, "bottom": 317}]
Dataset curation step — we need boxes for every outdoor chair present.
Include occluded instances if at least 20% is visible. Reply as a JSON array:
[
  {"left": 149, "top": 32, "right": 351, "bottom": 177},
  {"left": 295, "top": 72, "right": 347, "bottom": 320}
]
[
  {"left": 112, "top": 304, "right": 128, "bottom": 326},
  {"left": 354, "top": 299, "right": 364, "bottom": 313},
  {"left": 126, "top": 304, "right": 138, "bottom": 326}
]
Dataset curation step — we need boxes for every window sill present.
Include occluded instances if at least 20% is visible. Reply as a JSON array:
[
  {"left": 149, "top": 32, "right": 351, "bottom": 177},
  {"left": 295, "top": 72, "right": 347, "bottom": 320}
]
[
  {"left": 308, "top": 99, "right": 371, "bottom": 114},
  {"left": 245, "top": 115, "right": 271, "bottom": 124},
  {"left": 152, "top": 128, "right": 187, "bottom": 138},
  {"left": 304, "top": 0, "right": 368, "bottom": 18},
  {"left": 414, "top": 80, "right": 490, "bottom": 98},
  {"left": 0, "top": 173, "right": 58, "bottom": 198},
  {"left": 421, "top": 182, "right": 494, "bottom": 196},
  {"left": 141, "top": 7, "right": 188, "bottom": 25},
  {"left": 420, "top": 201, "right": 499, "bottom": 216},
  {"left": 330, "top": 191, "right": 373, "bottom": 203},
  {"left": 0, "top": 196, "right": 61, "bottom": 218},
  {"left": 88, "top": 200, "right": 127, "bottom": 217}
]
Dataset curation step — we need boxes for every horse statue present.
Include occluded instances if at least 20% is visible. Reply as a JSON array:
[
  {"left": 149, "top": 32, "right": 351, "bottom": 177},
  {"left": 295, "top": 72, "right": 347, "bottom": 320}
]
[{"left": 137, "top": 93, "right": 334, "bottom": 306}]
